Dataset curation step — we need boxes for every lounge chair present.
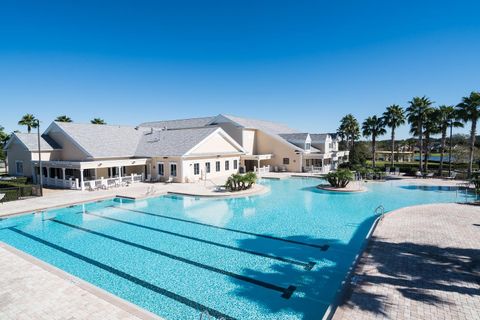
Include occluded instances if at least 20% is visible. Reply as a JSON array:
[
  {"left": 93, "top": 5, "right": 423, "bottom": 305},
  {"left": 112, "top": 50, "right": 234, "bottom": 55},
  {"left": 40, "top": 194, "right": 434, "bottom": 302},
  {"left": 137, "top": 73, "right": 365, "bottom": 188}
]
[
  {"left": 385, "top": 166, "right": 391, "bottom": 175},
  {"left": 395, "top": 167, "right": 400, "bottom": 176},
  {"left": 165, "top": 176, "right": 174, "bottom": 184},
  {"left": 280, "top": 166, "right": 287, "bottom": 172},
  {"left": 425, "top": 172, "right": 434, "bottom": 179},
  {"left": 0, "top": 193, "right": 5, "bottom": 203},
  {"left": 415, "top": 171, "right": 423, "bottom": 179},
  {"left": 445, "top": 172, "right": 457, "bottom": 180}
]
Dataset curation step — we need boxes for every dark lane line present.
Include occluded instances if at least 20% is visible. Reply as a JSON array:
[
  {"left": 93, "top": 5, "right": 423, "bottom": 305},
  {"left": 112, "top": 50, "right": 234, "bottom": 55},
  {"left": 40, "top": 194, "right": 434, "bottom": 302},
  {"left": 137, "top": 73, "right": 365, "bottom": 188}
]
[
  {"left": 84, "top": 211, "right": 315, "bottom": 271},
  {"left": 110, "top": 205, "right": 330, "bottom": 251},
  {"left": 9, "top": 227, "right": 236, "bottom": 320},
  {"left": 50, "top": 219, "right": 296, "bottom": 299}
]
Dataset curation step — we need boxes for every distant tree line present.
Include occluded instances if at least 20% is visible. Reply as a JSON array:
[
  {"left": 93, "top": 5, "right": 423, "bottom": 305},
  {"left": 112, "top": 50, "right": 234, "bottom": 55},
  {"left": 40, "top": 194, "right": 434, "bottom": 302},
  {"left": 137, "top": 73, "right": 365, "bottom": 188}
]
[{"left": 338, "top": 91, "right": 480, "bottom": 178}]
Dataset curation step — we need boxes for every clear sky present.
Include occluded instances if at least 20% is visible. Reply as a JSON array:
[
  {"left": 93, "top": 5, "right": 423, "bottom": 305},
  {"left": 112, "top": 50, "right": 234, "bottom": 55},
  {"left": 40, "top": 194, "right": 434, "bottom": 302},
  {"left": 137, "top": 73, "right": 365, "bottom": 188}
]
[{"left": 1, "top": 1, "right": 479, "bottom": 138}]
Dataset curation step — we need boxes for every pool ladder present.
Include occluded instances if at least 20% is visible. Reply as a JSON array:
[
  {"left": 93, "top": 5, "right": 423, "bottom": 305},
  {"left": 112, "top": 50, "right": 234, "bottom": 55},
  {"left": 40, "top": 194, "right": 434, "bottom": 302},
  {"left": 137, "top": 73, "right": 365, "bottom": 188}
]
[{"left": 374, "top": 205, "right": 385, "bottom": 217}]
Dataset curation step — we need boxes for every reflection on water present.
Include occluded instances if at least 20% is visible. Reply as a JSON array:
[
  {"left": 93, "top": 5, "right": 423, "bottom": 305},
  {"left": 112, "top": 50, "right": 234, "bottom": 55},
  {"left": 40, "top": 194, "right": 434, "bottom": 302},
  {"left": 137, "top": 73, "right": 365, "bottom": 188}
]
[
  {"left": 399, "top": 185, "right": 461, "bottom": 191},
  {"left": 181, "top": 197, "right": 233, "bottom": 227}
]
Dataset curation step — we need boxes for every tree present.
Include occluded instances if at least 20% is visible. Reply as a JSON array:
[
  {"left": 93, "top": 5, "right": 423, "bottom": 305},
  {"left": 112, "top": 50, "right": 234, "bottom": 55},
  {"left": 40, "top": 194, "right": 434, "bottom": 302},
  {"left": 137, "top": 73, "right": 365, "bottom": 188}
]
[
  {"left": 18, "top": 114, "right": 38, "bottom": 133},
  {"left": 406, "top": 96, "right": 434, "bottom": 173},
  {"left": 0, "top": 126, "right": 9, "bottom": 172},
  {"left": 55, "top": 115, "right": 73, "bottom": 122},
  {"left": 362, "top": 115, "right": 386, "bottom": 168},
  {"left": 437, "top": 105, "right": 463, "bottom": 175},
  {"left": 456, "top": 91, "right": 480, "bottom": 178},
  {"left": 382, "top": 104, "right": 405, "bottom": 167},
  {"left": 337, "top": 114, "right": 360, "bottom": 150},
  {"left": 90, "top": 118, "right": 106, "bottom": 125}
]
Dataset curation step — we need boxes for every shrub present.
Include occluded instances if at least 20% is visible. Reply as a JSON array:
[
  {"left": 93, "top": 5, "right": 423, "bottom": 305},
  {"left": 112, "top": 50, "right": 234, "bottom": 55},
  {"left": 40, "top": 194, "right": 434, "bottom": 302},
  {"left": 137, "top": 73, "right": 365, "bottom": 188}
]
[
  {"left": 325, "top": 169, "right": 354, "bottom": 188},
  {"left": 225, "top": 172, "right": 257, "bottom": 192}
]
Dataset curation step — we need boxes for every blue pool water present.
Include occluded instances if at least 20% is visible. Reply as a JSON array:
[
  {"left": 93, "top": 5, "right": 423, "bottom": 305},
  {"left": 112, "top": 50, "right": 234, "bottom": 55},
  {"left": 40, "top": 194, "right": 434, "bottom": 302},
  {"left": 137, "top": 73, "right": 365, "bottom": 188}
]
[{"left": 0, "top": 178, "right": 475, "bottom": 319}]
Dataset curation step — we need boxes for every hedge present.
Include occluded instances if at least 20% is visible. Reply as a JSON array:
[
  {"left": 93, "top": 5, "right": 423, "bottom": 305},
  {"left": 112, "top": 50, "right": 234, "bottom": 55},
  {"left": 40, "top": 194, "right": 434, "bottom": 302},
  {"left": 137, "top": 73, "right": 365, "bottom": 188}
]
[{"left": 0, "top": 181, "right": 35, "bottom": 202}]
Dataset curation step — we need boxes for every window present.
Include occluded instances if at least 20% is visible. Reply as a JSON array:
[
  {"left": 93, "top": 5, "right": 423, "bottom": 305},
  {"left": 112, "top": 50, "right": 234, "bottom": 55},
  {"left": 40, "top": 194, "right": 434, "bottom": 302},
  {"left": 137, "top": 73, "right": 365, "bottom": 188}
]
[
  {"left": 283, "top": 158, "right": 290, "bottom": 165},
  {"left": 158, "top": 163, "right": 164, "bottom": 176},
  {"left": 15, "top": 161, "right": 23, "bottom": 175},
  {"left": 305, "top": 142, "right": 311, "bottom": 150},
  {"left": 215, "top": 161, "right": 220, "bottom": 172},
  {"left": 170, "top": 163, "right": 177, "bottom": 177},
  {"left": 194, "top": 163, "right": 200, "bottom": 175},
  {"left": 225, "top": 160, "right": 230, "bottom": 171},
  {"left": 205, "top": 162, "right": 211, "bottom": 173},
  {"left": 233, "top": 160, "right": 238, "bottom": 170}
]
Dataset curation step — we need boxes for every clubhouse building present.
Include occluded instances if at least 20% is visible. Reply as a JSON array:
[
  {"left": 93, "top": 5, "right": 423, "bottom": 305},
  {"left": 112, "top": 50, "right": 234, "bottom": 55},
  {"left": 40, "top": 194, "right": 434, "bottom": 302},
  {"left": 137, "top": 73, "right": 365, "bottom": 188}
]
[{"left": 5, "top": 115, "right": 349, "bottom": 190}]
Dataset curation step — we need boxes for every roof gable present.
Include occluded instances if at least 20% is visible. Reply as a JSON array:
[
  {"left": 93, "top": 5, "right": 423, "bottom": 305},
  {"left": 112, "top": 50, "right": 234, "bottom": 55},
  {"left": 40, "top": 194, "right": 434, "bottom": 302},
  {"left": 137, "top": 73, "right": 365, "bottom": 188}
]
[
  {"left": 4, "top": 133, "right": 60, "bottom": 152},
  {"left": 47, "top": 122, "right": 145, "bottom": 159},
  {"left": 138, "top": 116, "right": 215, "bottom": 130}
]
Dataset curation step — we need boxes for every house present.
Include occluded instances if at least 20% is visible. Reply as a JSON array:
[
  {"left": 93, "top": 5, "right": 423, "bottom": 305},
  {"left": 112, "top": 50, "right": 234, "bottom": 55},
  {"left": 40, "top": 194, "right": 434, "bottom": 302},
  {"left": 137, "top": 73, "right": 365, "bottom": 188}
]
[{"left": 5, "top": 114, "right": 348, "bottom": 190}]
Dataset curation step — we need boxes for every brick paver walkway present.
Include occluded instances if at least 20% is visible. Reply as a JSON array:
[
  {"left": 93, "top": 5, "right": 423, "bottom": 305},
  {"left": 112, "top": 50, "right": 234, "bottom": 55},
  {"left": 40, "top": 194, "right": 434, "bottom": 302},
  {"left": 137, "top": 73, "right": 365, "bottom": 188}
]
[
  {"left": 334, "top": 203, "right": 480, "bottom": 320},
  {"left": 0, "top": 245, "right": 159, "bottom": 320}
]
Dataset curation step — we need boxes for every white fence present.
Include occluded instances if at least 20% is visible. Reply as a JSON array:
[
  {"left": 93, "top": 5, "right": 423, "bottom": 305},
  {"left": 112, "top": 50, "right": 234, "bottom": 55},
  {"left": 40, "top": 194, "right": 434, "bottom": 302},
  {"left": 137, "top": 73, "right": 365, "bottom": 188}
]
[
  {"left": 255, "top": 165, "right": 271, "bottom": 174},
  {"left": 82, "top": 173, "right": 143, "bottom": 190},
  {"left": 305, "top": 166, "right": 329, "bottom": 174}
]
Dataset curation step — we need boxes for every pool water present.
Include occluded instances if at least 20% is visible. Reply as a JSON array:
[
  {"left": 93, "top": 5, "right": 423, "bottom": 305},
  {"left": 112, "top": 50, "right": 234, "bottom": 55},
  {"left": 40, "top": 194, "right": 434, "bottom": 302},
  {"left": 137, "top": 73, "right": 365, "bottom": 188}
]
[{"left": 0, "top": 178, "right": 475, "bottom": 319}]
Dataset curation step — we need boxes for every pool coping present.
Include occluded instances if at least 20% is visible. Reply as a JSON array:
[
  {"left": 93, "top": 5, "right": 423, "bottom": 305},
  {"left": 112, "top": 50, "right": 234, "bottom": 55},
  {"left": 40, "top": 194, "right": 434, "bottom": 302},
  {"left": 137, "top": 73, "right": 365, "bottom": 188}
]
[
  {"left": 0, "top": 241, "right": 164, "bottom": 320},
  {"left": 320, "top": 210, "right": 384, "bottom": 320}
]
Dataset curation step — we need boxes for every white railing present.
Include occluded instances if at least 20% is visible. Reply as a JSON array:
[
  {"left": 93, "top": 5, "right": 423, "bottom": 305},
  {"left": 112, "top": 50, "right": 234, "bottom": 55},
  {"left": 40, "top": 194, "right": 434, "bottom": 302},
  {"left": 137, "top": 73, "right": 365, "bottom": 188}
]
[
  {"left": 81, "top": 173, "right": 144, "bottom": 191},
  {"left": 255, "top": 165, "right": 271, "bottom": 174},
  {"left": 305, "top": 166, "right": 328, "bottom": 174}
]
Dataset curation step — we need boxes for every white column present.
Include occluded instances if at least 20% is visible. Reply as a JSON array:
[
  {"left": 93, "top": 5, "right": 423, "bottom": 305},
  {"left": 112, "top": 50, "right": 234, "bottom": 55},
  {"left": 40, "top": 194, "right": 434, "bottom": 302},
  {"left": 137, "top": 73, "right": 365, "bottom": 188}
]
[
  {"left": 46, "top": 166, "right": 50, "bottom": 186},
  {"left": 62, "top": 168, "right": 66, "bottom": 188},
  {"left": 118, "top": 166, "right": 122, "bottom": 182},
  {"left": 80, "top": 169, "right": 84, "bottom": 191}
]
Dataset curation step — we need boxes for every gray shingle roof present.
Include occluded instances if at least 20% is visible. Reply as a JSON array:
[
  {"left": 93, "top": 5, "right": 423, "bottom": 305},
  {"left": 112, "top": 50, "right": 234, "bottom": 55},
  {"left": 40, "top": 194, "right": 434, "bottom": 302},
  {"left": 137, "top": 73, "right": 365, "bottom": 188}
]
[
  {"left": 54, "top": 122, "right": 145, "bottom": 158},
  {"left": 135, "top": 127, "right": 220, "bottom": 157},
  {"left": 10, "top": 133, "right": 60, "bottom": 151},
  {"left": 138, "top": 117, "right": 215, "bottom": 130},
  {"left": 278, "top": 133, "right": 309, "bottom": 142},
  {"left": 310, "top": 133, "right": 329, "bottom": 142},
  {"left": 214, "top": 114, "right": 298, "bottom": 135}
]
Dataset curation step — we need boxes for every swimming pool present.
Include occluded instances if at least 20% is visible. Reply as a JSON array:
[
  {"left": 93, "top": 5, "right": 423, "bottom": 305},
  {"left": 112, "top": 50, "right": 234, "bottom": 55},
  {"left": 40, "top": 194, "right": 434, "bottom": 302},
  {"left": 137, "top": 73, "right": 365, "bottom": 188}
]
[{"left": 0, "top": 178, "right": 475, "bottom": 319}]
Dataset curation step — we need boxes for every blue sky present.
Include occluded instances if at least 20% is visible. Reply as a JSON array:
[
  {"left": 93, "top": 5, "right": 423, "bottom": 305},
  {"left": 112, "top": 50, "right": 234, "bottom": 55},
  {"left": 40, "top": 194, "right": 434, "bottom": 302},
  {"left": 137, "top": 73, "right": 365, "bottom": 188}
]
[{"left": 1, "top": 1, "right": 479, "bottom": 138}]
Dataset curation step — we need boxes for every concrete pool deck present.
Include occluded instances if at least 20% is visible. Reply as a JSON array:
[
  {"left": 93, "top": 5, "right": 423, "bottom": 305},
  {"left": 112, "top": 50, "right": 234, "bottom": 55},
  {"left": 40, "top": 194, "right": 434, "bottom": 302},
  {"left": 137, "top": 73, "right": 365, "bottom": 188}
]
[{"left": 332, "top": 202, "right": 480, "bottom": 320}]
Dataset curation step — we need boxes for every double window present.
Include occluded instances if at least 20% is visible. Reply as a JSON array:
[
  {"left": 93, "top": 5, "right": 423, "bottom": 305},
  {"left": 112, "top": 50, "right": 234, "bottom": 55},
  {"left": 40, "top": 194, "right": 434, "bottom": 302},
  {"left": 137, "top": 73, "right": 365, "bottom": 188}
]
[
  {"left": 194, "top": 163, "right": 200, "bottom": 175},
  {"left": 305, "top": 142, "right": 311, "bottom": 150},
  {"left": 205, "top": 162, "right": 211, "bottom": 173},
  {"left": 283, "top": 158, "right": 290, "bottom": 165},
  {"left": 158, "top": 163, "right": 164, "bottom": 176},
  {"left": 215, "top": 161, "right": 221, "bottom": 172},
  {"left": 225, "top": 160, "right": 230, "bottom": 171},
  {"left": 170, "top": 163, "right": 177, "bottom": 177}
]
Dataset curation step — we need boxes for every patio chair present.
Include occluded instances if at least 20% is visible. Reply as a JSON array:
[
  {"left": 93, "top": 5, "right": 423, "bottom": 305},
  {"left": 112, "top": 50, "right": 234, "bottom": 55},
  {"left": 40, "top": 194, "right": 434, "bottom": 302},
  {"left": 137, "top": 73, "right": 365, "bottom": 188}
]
[
  {"left": 415, "top": 171, "right": 423, "bottom": 179},
  {"left": 385, "top": 166, "right": 391, "bottom": 175},
  {"left": 0, "top": 193, "right": 5, "bottom": 203},
  {"left": 445, "top": 172, "right": 457, "bottom": 180},
  {"left": 280, "top": 166, "right": 287, "bottom": 172},
  {"left": 395, "top": 167, "right": 400, "bottom": 176},
  {"left": 425, "top": 172, "right": 434, "bottom": 179},
  {"left": 88, "top": 181, "right": 96, "bottom": 191},
  {"left": 165, "top": 176, "right": 174, "bottom": 184}
]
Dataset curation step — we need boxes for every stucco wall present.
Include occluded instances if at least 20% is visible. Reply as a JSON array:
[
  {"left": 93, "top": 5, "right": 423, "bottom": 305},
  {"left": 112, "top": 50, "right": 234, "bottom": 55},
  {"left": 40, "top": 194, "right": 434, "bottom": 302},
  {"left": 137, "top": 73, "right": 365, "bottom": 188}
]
[
  {"left": 47, "top": 129, "right": 89, "bottom": 161},
  {"left": 254, "top": 131, "right": 302, "bottom": 172},
  {"left": 182, "top": 155, "right": 240, "bottom": 183},
  {"left": 7, "top": 140, "right": 32, "bottom": 176},
  {"left": 242, "top": 129, "right": 256, "bottom": 155}
]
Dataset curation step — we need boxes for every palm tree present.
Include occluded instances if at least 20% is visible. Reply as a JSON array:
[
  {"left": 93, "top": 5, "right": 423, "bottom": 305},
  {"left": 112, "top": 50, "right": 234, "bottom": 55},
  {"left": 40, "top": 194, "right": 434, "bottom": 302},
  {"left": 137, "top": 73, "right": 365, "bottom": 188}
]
[
  {"left": 382, "top": 105, "right": 405, "bottom": 167},
  {"left": 437, "top": 105, "right": 463, "bottom": 175},
  {"left": 338, "top": 114, "right": 360, "bottom": 150},
  {"left": 55, "top": 115, "right": 73, "bottom": 122},
  {"left": 406, "top": 96, "right": 434, "bottom": 173},
  {"left": 18, "top": 114, "right": 38, "bottom": 133},
  {"left": 422, "top": 109, "right": 441, "bottom": 172},
  {"left": 362, "top": 115, "right": 386, "bottom": 168},
  {"left": 456, "top": 91, "right": 480, "bottom": 178},
  {"left": 90, "top": 118, "right": 106, "bottom": 125}
]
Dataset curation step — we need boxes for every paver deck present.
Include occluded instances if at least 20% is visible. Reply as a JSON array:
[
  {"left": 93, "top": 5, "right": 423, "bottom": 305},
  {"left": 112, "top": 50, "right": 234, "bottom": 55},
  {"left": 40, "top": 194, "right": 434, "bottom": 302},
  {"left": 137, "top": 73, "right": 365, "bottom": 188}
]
[
  {"left": 333, "top": 202, "right": 480, "bottom": 320},
  {"left": 0, "top": 243, "right": 160, "bottom": 320}
]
